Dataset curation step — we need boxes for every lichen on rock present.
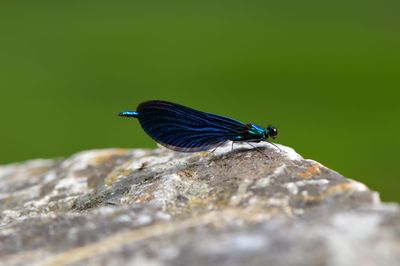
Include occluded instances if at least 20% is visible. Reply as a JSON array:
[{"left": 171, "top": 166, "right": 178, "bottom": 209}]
[{"left": 0, "top": 143, "right": 398, "bottom": 266}]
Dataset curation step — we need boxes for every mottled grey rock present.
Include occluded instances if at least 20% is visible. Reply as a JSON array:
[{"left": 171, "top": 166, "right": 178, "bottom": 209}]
[{"left": 0, "top": 143, "right": 398, "bottom": 266}]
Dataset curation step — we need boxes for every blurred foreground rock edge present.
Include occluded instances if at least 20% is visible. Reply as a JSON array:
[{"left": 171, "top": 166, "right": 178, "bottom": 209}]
[{"left": 0, "top": 143, "right": 399, "bottom": 266}]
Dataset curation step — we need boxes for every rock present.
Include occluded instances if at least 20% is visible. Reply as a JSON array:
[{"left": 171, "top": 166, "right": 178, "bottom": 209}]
[{"left": 0, "top": 143, "right": 398, "bottom": 266}]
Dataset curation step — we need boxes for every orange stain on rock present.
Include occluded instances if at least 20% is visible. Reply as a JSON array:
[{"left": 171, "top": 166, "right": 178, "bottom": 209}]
[{"left": 298, "top": 164, "right": 321, "bottom": 179}]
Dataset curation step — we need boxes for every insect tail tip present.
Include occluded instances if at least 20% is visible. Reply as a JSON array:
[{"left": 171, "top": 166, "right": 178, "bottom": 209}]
[{"left": 118, "top": 111, "right": 139, "bottom": 118}]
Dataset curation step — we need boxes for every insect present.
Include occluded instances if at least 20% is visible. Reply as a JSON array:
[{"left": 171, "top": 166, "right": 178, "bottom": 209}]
[{"left": 119, "top": 100, "right": 279, "bottom": 153}]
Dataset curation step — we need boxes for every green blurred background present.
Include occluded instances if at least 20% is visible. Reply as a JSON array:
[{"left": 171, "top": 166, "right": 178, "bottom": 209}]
[{"left": 0, "top": 1, "right": 398, "bottom": 201}]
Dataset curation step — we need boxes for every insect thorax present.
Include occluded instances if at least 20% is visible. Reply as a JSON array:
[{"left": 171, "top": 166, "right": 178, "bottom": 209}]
[{"left": 239, "top": 123, "right": 266, "bottom": 141}]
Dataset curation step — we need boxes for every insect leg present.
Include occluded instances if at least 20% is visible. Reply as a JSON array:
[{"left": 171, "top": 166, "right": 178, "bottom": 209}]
[
  {"left": 210, "top": 141, "right": 227, "bottom": 154},
  {"left": 266, "top": 141, "right": 282, "bottom": 152},
  {"left": 245, "top": 142, "right": 270, "bottom": 158}
]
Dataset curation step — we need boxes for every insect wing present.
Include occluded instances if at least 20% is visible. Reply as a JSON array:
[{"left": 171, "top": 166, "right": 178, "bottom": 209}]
[{"left": 137, "top": 100, "right": 245, "bottom": 152}]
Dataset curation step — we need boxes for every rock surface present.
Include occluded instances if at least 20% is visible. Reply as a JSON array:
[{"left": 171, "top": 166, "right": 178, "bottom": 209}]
[{"left": 0, "top": 143, "right": 399, "bottom": 266}]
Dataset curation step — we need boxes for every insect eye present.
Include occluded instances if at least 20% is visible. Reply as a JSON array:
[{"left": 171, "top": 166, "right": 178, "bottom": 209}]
[{"left": 267, "top": 126, "right": 278, "bottom": 137}]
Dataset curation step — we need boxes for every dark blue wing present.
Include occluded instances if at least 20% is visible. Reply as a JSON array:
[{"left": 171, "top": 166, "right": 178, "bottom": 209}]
[{"left": 137, "top": 100, "right": 245, "bottom": 152}]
